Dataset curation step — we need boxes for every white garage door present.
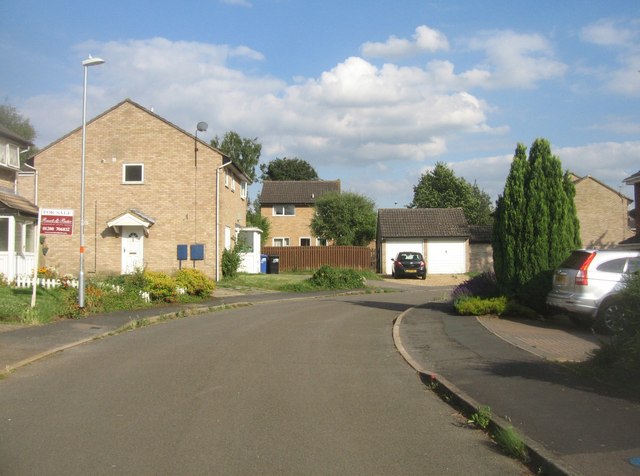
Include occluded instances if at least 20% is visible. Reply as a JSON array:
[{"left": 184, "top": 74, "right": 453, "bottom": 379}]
[
  {"left": 384, "top": 239, "right": 423, "bottom": 275},
  {"left": 427, "top": 239, "right": 466, "bottom": 274}
]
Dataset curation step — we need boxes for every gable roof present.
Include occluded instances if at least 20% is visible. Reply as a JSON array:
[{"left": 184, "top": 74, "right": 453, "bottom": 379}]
[
  {"left": 260, "top": 180, "right": 340, "bottom": 204},
  {"left": 570, "top": 173, "right": 633, "bottom": 202},
  {"left": 378, "top": 208, "right": 470, "bottom": 238},
  {"left": 33, "top": 98, "right": 251, "bottom": 183}
]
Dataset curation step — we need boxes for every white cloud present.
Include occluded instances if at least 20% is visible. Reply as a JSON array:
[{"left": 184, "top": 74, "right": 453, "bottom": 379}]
[
  {"left": 580, "top": 19, "right": 636, "bottom": 47},
  {"left": 468, "top": 31, "right": 567, "bottom": 89},
  {"left": 361, "top": 25, "right": 449, "bottom": 59}
]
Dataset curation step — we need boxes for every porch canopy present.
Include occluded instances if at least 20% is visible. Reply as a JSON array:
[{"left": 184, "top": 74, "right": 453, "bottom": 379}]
[{"left": 107, "top": 209, "right": 156, "bottom": 237}]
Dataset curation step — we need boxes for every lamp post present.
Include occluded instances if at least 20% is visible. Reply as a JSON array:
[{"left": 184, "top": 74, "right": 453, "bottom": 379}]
[
  {"left": 194, "top": 122, "right": 208, "bottom": 247},
  {"left": 79, "top": 55, "right": 104, "bottom": 308}
]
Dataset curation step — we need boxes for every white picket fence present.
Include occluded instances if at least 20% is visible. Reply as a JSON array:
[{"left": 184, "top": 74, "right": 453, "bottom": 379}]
[
  {"left": 14, "top": 276, "right": 79, "bottom": 289},
  {"left": 12, "top": 276, "right": 187, "bottom": 303}
]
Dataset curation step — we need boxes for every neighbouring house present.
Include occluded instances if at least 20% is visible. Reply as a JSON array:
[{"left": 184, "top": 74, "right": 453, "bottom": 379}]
[
  {"left": 31, "top": 99, "right": 250, "bottom": 280},
  {"left": 570, "top": 173, "right": 633, "bottom": 248},
  {"left": 620, "top": 170, "right": 640, "bottom": 249},
  {"left": 259, "top": 180, "right": 340, "bottom": 247},
  {"left": 377, "top": 208, "right": 470, "bottom": 275},
  {"left": 0, "top": 124, "right": 38, "bottom": 281}
]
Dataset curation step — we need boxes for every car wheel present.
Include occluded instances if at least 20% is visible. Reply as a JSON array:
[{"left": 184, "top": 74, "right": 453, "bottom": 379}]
[{"left": 595, "top": 298, "right": 627, "bottom": 335}]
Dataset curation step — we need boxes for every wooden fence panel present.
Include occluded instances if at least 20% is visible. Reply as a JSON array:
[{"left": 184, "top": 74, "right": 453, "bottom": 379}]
[{"left": 261, "top": 246, "right": 376, "bottom": 272}]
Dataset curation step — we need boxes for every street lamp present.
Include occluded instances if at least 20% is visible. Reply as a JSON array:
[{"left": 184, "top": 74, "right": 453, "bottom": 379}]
[
  {"left": 79, "top": 55, "right": 104, "bottom": 308},
  {"left": 194, "top": 122, "right": 208, "bottom": 246}
]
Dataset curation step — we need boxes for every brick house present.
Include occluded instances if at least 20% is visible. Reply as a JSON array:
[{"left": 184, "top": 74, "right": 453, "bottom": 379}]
[
  {"left": 0, "top": 125, "right": 38, "bottom": 281},
  {"left": 259, "top": 180, "right": 340, "bottom": 246},
  {"left": 377, "top": 208, "right": 470, "bottom": 275},
  {"left": 570, "top": 173, "right": 633, "bottom": 248},
  {"left": 31, "top": 99, "right": 250, "bottom": 280}
]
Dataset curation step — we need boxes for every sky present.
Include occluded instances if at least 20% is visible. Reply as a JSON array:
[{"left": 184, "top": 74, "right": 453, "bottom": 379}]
[{"left": 1, "top": 0, "right": 639, "bottom": 209}]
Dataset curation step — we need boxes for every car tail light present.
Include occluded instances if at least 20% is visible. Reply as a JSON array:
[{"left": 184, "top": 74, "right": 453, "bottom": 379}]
[
  {"left": 575, "top": 252, "right": 596, "bottom": 286},
  {"left": 420, "top": 260, "right": 426, "bottom": 267}
]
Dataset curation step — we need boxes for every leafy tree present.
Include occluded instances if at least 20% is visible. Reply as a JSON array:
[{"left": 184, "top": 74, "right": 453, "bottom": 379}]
[
  {"left": 0, "top": 102, "right": 37, "bottom": 164},
  {"left": 410, "top": 162, "right": 493, "bottom": 225},
  {"left": 493, "top": 139, "right": 581, "bottom": 296},
  {"left": 211, "top": 131, "right": 261, "bottom": 182},
  {"left": 310, "top": 192, "right": 377, "bottom": 246},
  {"left": 246, "top": 204, "right": 270, "bottom": 246},
  {"left": 260, "top": 157, "right": 319, "bottom": 181},
  {"left": 0, "top": 102, "right": 36, "bottom": 142}
]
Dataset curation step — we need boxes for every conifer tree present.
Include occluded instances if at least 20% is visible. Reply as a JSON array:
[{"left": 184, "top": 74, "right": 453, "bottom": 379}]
[{"left": 493, "top": 139, "right": 580, "bottom": 295}]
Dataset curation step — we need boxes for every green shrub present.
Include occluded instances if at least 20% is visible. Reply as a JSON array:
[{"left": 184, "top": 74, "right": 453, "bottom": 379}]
[
  {"left": 309, "top": 266, "right": 365, "bottom": 290},
  {"left": 222, "top": 248, "right": 242, "bottom": 278},
  {"left": 175, "top": 268, "right": 215, "bottom": 296},
  {"left": 144, "top": 271, "right": 178, "bottom": 302},
  {"left": 515, "top": 270, "right": 553, "bottom": 315},
  {"left": 454, "top": 296, "right": 508, "bottom": 316}
]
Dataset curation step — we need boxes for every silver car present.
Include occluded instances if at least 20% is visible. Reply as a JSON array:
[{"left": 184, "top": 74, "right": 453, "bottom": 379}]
[{"left": 546, "top": 249, "right": 640, "bottom": 333}]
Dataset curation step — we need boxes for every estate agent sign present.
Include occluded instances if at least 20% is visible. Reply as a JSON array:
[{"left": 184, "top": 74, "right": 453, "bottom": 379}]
[{"left": 40, "top": 208, "right": 74, "bottom": 235}]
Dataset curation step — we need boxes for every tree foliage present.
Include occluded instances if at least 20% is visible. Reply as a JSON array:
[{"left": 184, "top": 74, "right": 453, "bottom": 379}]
[
  {"left": 260, "top": 157, "right": 319, "bottom": 181},
  {"left": 0, "top": 102, "right": 36, "bottom": 142},
  {"left": 246, "top": 206, "right": 271, "bottom": 246},
  {"left": 410, "top": 162, "right": 492, "bottom": 225},
  {"left": 310, "top": 192, "right": 377, "bottom": 246},
  {"left": 211, "top": 131, "right": 261, "bottom": 182},
  {"left": 492, "top": 139, "right": 581, "bottom": 296}
]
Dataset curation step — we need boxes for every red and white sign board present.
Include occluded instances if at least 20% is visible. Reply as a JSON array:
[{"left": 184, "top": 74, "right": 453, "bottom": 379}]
[{"left": 40, "top": 208, "right": 74, "bottom": 236}]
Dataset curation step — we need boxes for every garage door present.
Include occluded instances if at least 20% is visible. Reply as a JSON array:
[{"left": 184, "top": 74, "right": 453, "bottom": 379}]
[
  {"left": 427, "top": 239, "right": 466, "bottom": 274},
  {"left": 384, "top": 239, "right": 423, "bottom": 275}
]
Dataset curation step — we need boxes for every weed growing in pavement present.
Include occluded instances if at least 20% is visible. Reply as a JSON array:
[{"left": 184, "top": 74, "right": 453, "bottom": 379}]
[
  {"left": 493, "top": 425, "right": 528, "bottom": 461},
  {"left": 468, "top": 405, "right": 491, "bottom": 430}
]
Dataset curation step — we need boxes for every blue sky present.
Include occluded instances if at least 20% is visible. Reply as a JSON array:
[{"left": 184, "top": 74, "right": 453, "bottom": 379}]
[{"left": 1, "top": 0, "right": 639, "bottom": 208}]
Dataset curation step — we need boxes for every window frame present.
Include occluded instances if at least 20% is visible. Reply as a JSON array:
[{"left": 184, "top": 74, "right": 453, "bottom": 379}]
[
  {"left": 273, "top": 237, "right": 290, "bottom": 247},
  {"left": 273, "top": 204, "right": 295, "bottom": 216},
  {"left": 300, "top": 237, "right": 311, "bottom": 246},
  {"left": 122, "top": 163, "right": 144, "bottom": 184}
]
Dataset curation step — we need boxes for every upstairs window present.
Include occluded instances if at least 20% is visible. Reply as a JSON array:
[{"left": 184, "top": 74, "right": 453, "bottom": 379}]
[
  {"left": 240, "top": 181, "right": 247, "bottom": 200},
  {"left": 123, "top": 164, "right": 144, "bottom": 184},
  {"left": 0, "top": 142, "right": 20, "bottom": 169},
  {"left": 273, "top": 204, "right": 295, "bottom": 216}
]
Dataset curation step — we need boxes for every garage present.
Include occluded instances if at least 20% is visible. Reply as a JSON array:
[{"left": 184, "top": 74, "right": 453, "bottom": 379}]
[
  {"left": 427, "top": 238, "right": 467, "bottom": 274},
  {"left": 377, "top": 208, "right": 470, "bottom": 276},
  {"left": 383, "top": 239, "right": 424, "bottom": 275}
]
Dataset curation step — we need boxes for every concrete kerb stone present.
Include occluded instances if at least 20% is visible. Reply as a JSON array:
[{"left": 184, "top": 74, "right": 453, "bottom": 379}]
[{"left": 392, "top": 307, "right": 581, "bottom": 476}]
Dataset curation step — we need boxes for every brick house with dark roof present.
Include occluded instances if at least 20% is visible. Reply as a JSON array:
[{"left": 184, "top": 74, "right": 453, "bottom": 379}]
[
  {"left": 31, "top": 99, "right": 250, "bottom": 280},
  {"left": 377, "top": 208, "right": 470, "bottom": 275},
  {"left": 259, "top": 180, "right": 340, "bottom": 247}
]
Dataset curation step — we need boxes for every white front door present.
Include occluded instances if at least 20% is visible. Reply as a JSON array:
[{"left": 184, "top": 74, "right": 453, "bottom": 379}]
[{"left": 121, "top": 226, "right": 144, "bottom": 274}]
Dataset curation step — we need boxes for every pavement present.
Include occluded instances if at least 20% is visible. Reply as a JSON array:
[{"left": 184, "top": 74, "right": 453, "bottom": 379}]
[{"left": 1, "top": 279, "right": 639, "bottom": 475}]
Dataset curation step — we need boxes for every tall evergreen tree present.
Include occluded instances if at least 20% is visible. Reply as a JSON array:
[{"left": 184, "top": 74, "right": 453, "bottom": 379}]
[{"left": 493, "top": 139, "right": 580, "bottom": 295}]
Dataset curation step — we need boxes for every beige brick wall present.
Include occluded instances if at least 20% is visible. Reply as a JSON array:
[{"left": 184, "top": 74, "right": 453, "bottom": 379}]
[
  {"left": 574, "top": 178, "right": 632, "bottom": 248},
  {"left": 34, "top": 101, "right": 247, "bottom": 279},
  {"left": 0, "top": 168, "right": 14, "bottom": 191},
  {"left": 261, "top": 204, "right": 322, "bottom": 245},
  {"left": 17, "top": 171, "right": 37, "bottom": 203}
]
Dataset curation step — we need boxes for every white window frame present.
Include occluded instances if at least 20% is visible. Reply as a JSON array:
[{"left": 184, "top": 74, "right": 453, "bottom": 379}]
[
  {"left": 240, "top": 181, "right": 247, "bottom": 200},
  {"left": 224, "top": 169, "right": 230, "bottom": 188},
  {"left": 0, "top": 142, "right": 20, "bottom": 169},
  {"left": 300, "top": 237, "right": 311, "bottom": 246},
  {"left": 273, "top": 237, "right": 290, "bottom": 247},
  {"left": 231, "top": 174, "right": 236, "bottom": 192},
  {"left": 273, "top": 204, "right": 295, "bottom": 216},
  {"left": 122, "top": 163, "right": 144, "bottom": 184},
  {"left": 316, "top": 237, "right": 328, "bottom": 246}
]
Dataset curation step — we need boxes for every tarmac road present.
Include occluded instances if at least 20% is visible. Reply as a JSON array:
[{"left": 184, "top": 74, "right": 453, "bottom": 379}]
[{"left": 0, "top": 290, "right": 528, "bottom": 475}]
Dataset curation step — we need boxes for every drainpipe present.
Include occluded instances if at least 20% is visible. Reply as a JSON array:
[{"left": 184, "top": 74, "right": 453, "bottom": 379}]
[{"left": 216, "top": 161, "right": 233, "bottom": 281}]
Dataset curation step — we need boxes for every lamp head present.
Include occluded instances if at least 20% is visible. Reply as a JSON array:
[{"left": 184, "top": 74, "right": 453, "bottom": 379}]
[
  {"left": 197, "top": 122, "right": 208, "bottom": 133},
  {"left": 82, "top": 56, "right": 105, "bottom": 67}
]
